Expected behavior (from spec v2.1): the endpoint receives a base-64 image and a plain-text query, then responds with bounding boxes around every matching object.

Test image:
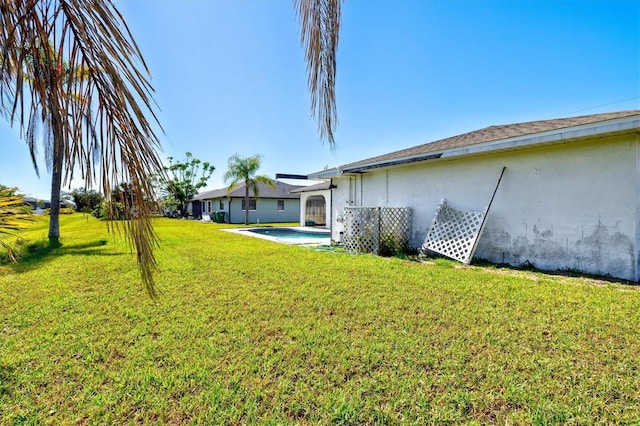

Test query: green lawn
[1,215,639,424]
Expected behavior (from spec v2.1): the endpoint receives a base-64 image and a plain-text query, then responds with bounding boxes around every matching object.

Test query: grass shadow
[5,238,123,274]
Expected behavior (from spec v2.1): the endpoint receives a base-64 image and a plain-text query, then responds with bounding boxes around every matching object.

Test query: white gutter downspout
[386,170,389,206]
[350,177,355,206]
[636,134,640,282]
[329,179,334,233]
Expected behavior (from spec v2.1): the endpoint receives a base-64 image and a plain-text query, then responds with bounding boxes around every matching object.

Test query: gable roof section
[191,179,302,201]
[290,181,333,193]
[310,110,640,177]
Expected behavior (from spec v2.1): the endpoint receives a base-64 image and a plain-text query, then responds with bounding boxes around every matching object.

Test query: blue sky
[1,0,638,199]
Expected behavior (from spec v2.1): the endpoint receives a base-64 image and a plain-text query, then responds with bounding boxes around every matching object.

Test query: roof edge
[332,114,640,175]
[440,115,640,161]
[308,168,340,179]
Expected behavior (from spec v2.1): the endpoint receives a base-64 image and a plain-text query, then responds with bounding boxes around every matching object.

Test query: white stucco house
[305,110,640,281]
[189,179,302,224]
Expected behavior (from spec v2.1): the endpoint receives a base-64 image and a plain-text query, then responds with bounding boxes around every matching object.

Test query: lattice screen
[421,199,487,264]
[380,207,413,255]
[343,207,412,255]
[343,207,380,254]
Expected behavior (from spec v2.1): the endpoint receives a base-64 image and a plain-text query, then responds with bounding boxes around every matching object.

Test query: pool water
[247,228,330,239]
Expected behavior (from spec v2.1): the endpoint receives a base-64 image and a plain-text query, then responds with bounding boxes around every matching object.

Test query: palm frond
[1,0,164,298]
[253,175,275,197]
[294,0,341,147]
[0,188,32,262]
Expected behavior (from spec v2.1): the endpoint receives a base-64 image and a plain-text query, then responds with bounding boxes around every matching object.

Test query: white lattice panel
[421,199,487,264]
[343,207,412,255]
[343,207,380,254]
[380,207,413,255]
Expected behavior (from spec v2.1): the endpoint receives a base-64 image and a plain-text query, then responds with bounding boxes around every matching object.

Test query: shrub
[44,207,74,215]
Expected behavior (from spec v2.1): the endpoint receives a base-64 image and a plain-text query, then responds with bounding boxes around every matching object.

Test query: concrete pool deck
[222,226,332,246]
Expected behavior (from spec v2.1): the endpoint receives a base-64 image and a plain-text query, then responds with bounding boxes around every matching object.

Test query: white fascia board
[308,168,341,179]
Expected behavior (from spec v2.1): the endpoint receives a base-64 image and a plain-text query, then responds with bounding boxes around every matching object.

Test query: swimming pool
[247,228,330,239]
[223,227,331,245]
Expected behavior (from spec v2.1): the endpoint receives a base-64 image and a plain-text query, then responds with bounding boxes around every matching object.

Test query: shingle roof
[337,110,640,172]
[191,179,302,201]
[290,181,333,193]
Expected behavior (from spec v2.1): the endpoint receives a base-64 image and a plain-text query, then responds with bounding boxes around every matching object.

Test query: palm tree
[1,1,165,297]
[223,154,274,225]
[20,41,92,242]
[1,0,342,298]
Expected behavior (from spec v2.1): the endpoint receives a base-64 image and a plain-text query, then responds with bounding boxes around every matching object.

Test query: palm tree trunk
[244,182,249,225]
[48,113,64,245]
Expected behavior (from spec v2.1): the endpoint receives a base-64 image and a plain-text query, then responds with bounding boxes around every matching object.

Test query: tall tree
[157,152,215,218]
[1,1,165,297]
[69,187,103,214]
[223,154,274,225]
[17,40,90,240]
[1,1,342,297]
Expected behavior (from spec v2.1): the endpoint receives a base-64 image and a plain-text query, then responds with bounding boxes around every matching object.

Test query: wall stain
[475,220,635,280]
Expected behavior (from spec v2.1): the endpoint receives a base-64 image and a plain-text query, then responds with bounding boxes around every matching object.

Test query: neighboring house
[189,179,302,224]
[306,110,640,281]
[23,197,40,209]
[24,197,76,211]
[291,181,334,227]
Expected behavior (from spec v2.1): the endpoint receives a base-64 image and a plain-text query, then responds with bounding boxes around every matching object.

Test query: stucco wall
[197,197,299,223]
[331,134,639,281]
[227,198,299,224]
[201,198,227,215]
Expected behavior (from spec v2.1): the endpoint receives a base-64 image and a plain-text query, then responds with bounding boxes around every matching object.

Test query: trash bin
[214,211,225,223]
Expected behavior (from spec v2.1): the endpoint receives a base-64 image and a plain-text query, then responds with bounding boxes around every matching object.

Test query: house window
[219,200,224,210]
[242,198,256,211]
[207,201,212,212]
[277,199,285,211]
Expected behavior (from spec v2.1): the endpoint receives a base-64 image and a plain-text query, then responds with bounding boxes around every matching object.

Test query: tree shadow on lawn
[5,239,124,274]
